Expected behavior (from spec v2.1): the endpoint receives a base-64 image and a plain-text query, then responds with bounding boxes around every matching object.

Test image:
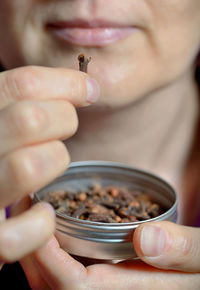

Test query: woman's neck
[66,71,199,222]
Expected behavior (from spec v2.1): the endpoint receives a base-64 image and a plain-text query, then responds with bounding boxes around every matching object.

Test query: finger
[8,196,49,288]
[133,221,200,272]
[0,197,28,270]
[0,66,100,109]
[20,255,50,290]
[87,260,200,290]
[0,99,78,157]
[0,140,70,208]
[32,244,200,290]
[33,237,87,290]
[0,202,55,263]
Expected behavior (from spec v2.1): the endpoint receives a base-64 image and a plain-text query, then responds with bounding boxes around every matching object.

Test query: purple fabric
[194,212,200,227]
[5,206,10,219]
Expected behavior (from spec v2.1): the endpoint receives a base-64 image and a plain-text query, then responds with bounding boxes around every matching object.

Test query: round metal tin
[34,161,178,260]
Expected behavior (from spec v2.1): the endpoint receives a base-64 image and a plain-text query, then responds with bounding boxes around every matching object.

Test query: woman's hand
[0,66,100,266]
[21,222,200,290]
[134,221,200,272]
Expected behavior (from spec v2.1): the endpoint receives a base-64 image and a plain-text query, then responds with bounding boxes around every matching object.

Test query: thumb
[133,221,200,272]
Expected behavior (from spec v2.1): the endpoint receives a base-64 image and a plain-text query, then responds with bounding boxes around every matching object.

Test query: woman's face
[0,1,200,106]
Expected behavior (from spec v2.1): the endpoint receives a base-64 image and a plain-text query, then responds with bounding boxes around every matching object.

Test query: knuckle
[9,101,47,137]
[182,242,191,258]
[179,235,193,258]
[7,150,40,191]
[165,235,194,270]
[3,66,39,100]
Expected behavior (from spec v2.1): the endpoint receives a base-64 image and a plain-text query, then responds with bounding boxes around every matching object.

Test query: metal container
[34,161,178,260]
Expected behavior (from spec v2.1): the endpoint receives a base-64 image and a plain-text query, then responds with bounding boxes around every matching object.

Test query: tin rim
[34,160,178,228]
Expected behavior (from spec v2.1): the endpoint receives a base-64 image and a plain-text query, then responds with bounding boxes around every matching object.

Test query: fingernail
[140,225,166,257]
[86,78,100,103]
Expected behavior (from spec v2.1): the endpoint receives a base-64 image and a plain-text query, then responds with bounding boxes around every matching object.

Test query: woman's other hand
[21,222,200,290]
[134,221,200,272]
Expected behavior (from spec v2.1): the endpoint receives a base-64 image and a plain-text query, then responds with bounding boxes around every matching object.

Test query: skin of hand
[20,222,200,290]
[0,66,100,267]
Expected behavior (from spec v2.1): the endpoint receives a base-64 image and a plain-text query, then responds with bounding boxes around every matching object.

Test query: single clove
[78,54,91,73]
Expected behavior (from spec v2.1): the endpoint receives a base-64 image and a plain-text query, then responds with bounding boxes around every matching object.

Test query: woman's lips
[47,21,136,46]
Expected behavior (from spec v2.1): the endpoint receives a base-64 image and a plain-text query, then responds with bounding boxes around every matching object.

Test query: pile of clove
[43,184,165,223]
